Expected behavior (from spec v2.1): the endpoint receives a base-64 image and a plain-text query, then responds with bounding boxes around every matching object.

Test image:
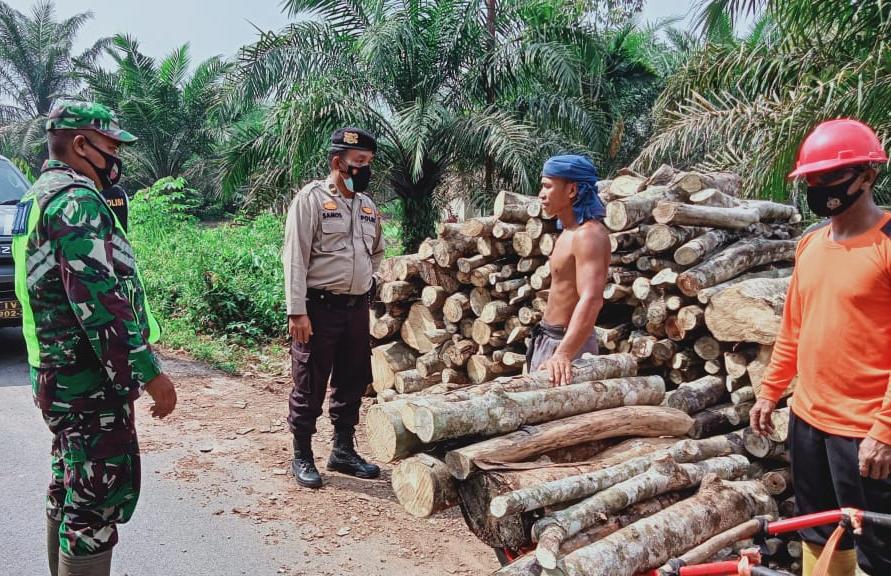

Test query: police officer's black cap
[330,127,377,154]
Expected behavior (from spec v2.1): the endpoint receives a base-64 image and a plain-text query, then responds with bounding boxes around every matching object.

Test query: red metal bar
[767,510,845,535]
[678,561,742,576]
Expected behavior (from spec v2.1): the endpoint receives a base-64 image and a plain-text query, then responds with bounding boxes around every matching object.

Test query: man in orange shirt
[751,119,891,575]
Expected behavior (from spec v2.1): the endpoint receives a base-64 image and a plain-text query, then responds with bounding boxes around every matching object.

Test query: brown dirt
[137,350,500,576]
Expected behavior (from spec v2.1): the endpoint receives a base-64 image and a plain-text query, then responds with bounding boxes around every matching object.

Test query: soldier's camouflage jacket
[14,160,161,412]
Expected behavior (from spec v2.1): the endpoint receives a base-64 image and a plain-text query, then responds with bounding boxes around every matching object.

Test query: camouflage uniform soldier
[11,102,177,576]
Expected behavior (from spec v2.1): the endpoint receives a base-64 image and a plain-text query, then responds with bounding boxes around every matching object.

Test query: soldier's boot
[58,549,113,576]
[326,428,380,479]
[47,516,61,576]
[291,436,323,489]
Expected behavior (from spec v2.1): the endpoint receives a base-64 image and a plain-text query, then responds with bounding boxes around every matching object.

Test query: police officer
[12,102,177,576]
[283,127,385,488]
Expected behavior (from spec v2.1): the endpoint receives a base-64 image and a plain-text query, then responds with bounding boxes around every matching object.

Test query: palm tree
[633,0,890,205]
[222,0,670,252]
[79,34,231,197]
[0,0,107,168]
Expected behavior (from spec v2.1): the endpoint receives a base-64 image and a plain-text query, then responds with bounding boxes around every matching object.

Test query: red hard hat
[789,118,888,178]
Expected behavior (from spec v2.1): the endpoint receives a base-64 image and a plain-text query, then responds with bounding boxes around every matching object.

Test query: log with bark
[646,225,705,253]
[669,171,741,198]
[605,186,675,231]
[704,276,791,344]
[553,477,777,576]
[676,238,796,297]
[371,342,418,393]
[460,216,497,238]
[696,268,792,305]
[666,375,727,415]
[533,455,751,569]
[763,467,792,496]
[409,375,665,443]
[466,354,520,384]
[400,302,445,353]
[495,190,537,223]
[380,280,418,304]
[449,405,692,481]
[669,431,746,463]
[394,369,441,394]
[443,292,471,323]
[367,401,423,462]
[420,285,449,311]
[653,517,771,575]
[674,229,736,266]
[391,454,460,518]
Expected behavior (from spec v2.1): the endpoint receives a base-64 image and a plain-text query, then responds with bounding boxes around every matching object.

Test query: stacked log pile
[368,166,804,575]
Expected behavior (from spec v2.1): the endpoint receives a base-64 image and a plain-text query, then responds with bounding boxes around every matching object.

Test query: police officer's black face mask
[338,159,372,193]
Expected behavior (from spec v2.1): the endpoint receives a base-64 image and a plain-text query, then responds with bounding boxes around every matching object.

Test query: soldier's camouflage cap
[46,101,138,143]
[330,127,376,153]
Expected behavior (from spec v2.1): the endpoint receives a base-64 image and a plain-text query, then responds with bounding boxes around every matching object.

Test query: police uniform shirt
[283,177,385,315]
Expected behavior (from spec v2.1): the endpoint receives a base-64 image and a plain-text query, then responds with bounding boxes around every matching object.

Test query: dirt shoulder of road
[137,350,499,576]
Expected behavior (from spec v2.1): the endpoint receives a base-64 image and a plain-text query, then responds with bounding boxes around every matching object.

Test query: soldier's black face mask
[339,159,372,193]
[806,174,864,217]
[82,137,123,190]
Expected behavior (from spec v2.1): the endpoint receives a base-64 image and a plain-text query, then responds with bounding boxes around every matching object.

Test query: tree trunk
[763,467,792,496]
[666,375,726,414]
[704,277,791,344]
[466,354,518,384]
[372,342,418,393]
[477,237,508,258]
[513,230,540,257]
[456,254,490,274]
[693,335,722,361]
[449,405,692,481]
[688,403,743,439]
[674,229,736,266]
[526,217,556,240]
[456,438,676,549]
[371,313,404,340]
[433,235,476,268]
[654,201,764,229]
[380,281,418,304]
[480,301,517,324]
[555,478,776,576]
[669,171,741,198]
[391,454,459,518]
[416,349,446,379]
[540,233,557,256]
[494,190,537,223]
[677,305,705,334]
[410,376,665,443]
[493,221,524,240]
[366,401,423,462]
[609,228,645,253]
[485,408,693,515]
[443,292,471,323]
[654,518,764,574]
[604,186,674,231]
[743,427,786,459]
[731,386,755,405]
[400,302,444,353]
[415,259,461,293]
[443,339,476,368]
[533,456,750,569]
[668,431,746,463]
[689,188,741,208]
[420,286,448,311]
[676,239,796,297]
[395,369,441,394]
[646,225,705,253]
[696,267,792,305]
[460,216,497,238]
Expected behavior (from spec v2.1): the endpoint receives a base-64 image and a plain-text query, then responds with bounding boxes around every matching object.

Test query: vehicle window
[0,160,30,203]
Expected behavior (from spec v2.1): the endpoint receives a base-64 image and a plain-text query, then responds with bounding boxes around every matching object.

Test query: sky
[4,0,701,64]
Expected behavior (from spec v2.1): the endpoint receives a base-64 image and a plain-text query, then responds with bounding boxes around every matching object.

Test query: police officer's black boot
[326,428,380,479]
[291,436,323,489]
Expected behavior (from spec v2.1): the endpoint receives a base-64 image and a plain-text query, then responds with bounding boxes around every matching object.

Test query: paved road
[0,327,302,576]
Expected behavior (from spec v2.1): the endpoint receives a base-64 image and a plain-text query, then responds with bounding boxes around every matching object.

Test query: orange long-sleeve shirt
[760,212,891,446]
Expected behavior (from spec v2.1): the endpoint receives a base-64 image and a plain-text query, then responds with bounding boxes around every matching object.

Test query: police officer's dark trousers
[288,290,371,440]
[789,411,891,574]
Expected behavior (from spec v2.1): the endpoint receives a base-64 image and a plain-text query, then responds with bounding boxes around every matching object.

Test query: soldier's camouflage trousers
[43,402,141,556]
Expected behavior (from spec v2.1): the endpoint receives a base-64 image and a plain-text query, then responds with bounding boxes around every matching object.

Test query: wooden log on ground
[466,354,518,384]
[400,302,444,353]
[495,190,536,223]
[603,283,632,303]
[609,228,645,253]
[460,216,497,238]
[693,335,722,361]
[724,348,755,379]
[689,188,741,208]
[366,401,423,462]
[443,339,476,368]
[605,186,675,231]
[442,293,471,324]
[513,231,540,257]
[704,359,723,375]
[539,233,557,256]
[457,438,674,550]
[380,280,418,304]
[495,278,527,295]
[688,404,744,439]
[477,237,507,258]
[416,349,446,379]
[533,456,751,569]
[486,407,693,515]
[605,175,647,200]
[456,254,489,274]
[452,405,691,482]
[646,225,705,253]
[371,342,418,393]
[517,257,546,274]
[420,285,448,311]
[411,376,665,444]
[395,369,441,394]
[507,325,531,345]
[766,407,790,443]
[731,386,755,405]
[669,171,741,198]
[417,239,436,259]
[470,263,500,287]
[632,277,652,301]
[669,431,746,463]
[763,467,792,496]
[441,368,470,386]
[677,305,705,335]
[493,221,524,240]
[554,477,776,576]
[480,301,517,324]
[371,313,404,340]
[391,454,459,518]
[677,239,796,297]
[433,234,476,268]
[666,375,726,415]
[665,295,685,311]
[654,517,767,574]
[704,276,791,344]
[379,254,419,283]
[696,268,793,305]
[743,427,786,459]
[654,202,763,230]
[526,218,556,240]
[674,229,737,266]
[596,324,631,352]
[415,259,461,292]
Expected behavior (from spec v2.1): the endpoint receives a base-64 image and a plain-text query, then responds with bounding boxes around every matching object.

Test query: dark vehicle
[0,155,31,326]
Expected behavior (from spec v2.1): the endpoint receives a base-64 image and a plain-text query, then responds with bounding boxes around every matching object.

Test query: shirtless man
[529,155,611,385]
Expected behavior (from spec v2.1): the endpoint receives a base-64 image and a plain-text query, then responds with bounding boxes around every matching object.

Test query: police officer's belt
[307,288,367,309]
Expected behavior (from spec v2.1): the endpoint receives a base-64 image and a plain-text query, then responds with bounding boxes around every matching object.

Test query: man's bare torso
[543,220,609,327]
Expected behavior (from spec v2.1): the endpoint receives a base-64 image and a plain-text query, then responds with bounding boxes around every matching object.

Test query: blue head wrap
[541,155,604,227]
